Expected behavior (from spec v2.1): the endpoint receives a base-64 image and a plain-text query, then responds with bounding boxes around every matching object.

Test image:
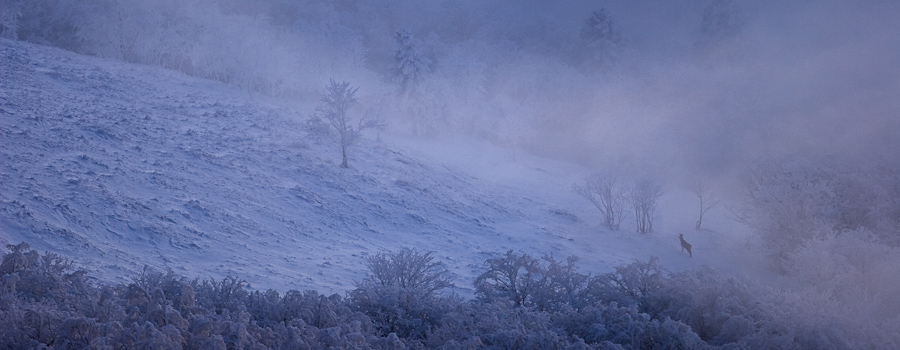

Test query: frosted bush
[351,248,454,339]
[738,156,900,270]
[360,248,453,295]
[4,243,899,349]
[474,250,545,307]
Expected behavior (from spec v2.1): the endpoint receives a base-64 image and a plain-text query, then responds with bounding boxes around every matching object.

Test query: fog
[9,0,896,180]
[3,0,900,347]
[303,0,900,181]
[529,1,900,179]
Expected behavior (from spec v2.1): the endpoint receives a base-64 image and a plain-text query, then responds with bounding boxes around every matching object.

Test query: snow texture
[0,38,750,296]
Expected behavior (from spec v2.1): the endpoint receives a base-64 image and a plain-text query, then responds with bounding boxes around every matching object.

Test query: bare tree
[312,79,378,168]
[574,173,627,230]
[629,179,662,233]
[692,179,721,230]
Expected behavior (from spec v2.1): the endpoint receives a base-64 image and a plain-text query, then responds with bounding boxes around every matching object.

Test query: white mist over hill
[2,1,900,346]
[1,39,751,295]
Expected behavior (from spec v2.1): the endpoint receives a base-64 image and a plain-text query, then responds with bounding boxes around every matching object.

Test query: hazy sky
[524,0,900,179]
[29,0,895,180]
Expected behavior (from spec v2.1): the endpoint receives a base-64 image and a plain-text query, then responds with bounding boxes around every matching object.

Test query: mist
[8,0,897,178]
[3,0,900,347]
[316,0,900,181]
[527,1,900,179]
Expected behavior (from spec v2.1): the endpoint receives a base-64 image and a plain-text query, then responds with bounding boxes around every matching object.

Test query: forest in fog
[2,0,900,348]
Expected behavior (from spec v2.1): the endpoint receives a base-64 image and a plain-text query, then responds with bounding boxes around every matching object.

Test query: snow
[0,38,756,296]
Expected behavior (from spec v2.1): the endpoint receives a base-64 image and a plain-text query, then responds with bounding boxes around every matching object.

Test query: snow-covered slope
[0,39,749,295]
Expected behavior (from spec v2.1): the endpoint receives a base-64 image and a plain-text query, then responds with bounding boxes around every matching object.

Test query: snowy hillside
[0,38,745,295]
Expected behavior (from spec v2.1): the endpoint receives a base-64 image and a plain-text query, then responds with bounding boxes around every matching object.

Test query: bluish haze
[2,1,900,347]
[5,0,897,179]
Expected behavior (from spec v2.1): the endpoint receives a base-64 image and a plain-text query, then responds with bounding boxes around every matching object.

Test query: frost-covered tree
[4,243,900,348]
[78,0,155,62]
[594,257,668,315]
[574,173,627,230]
[11,0,83,50]
[474,250,543,307]
[311,79,377,168]
[473,251,596,311]
[580,9,620,45]
[575,8,621,68]
[359,248,453,295]
[734,156,900,270]
[0,0,24,39]
[629,179,662,233]
[351,248,453,339]
[392,29,431,94]
[392,29,440,136]
[734,157,840,270]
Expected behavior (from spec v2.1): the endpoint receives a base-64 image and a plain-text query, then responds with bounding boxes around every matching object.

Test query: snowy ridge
[1,39,736,295]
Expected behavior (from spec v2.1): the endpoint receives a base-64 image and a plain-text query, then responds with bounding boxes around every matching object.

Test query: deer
[678,233,692,257]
